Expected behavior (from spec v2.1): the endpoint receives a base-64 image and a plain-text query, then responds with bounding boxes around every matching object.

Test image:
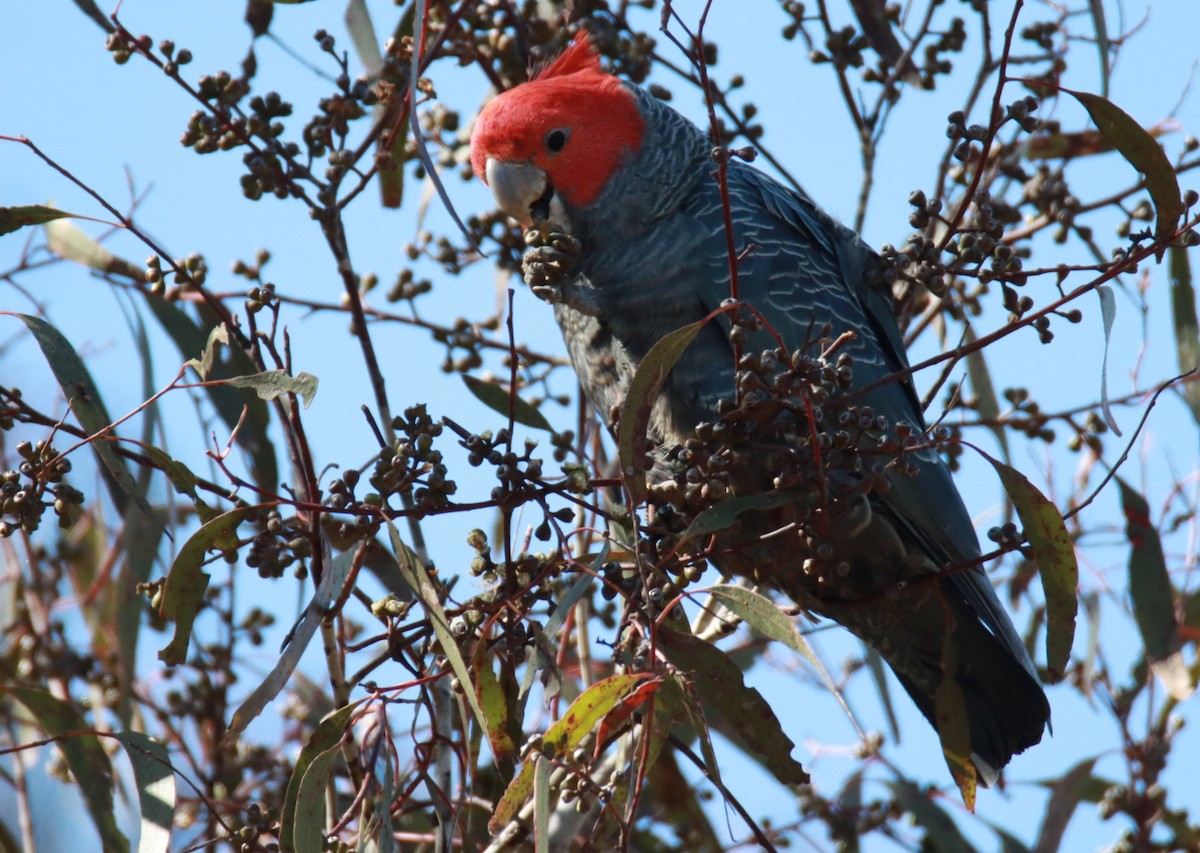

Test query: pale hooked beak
[485,158,555,228]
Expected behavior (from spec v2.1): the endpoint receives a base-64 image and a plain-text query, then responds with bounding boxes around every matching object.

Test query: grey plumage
[511,83,1049,782]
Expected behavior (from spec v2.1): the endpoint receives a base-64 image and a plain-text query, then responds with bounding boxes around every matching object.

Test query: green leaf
[158,505,260,665]
[1085,0,1111,97]
[519,564,594,702]
[864,645,900,742]
[344,0,382,74]
[533,756,551,853]
[379,117,408,209]
[1063,88,1184,243]
[888,779,972,852]
[462,374,553,432]
[1116,477,1192,699]
[0,204,83,236]
[112,732,176,853]
[1168,246,1200,424]
[673,674,724,792]
[979,449,1078,680]
[679,484,810,544]
[148,299,278,490]
[280,703,360,853]
[44,217,143,279]
[1032,757,1098,853]
[1097,285,1122,435]
[185,324,229,381]
[706,584,860,733]
[69,0,114,32]
[387,522,488,731]
[657,626,808,787]
[6,688,129,853]
[227,549,352,738]
[139,445,218,519]
[490,674,650,832]
[617,321,704,504]
[934,628,977,809]
[964,327,1009,460]
[227,369,318,408]
[9,313,150,517]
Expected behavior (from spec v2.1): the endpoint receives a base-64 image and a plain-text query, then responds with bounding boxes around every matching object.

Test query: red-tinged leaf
[462,373,553,432]
[541,674,651,759]
[6,688,129,853]
[978,448,1078,680]
[934,626,977,809]
[489,674,650,832]
[280,703,360,853]
[1032,757,1098,853]
[0,204,82,236]
[1116,478,1193,699]
[1062,88,1184,243]
[617,321,704,504]
[112,731,176,853]
[1168,246,1200,424]
[658,626,808,786]
[593,677,663,755]
[158,505,260,665]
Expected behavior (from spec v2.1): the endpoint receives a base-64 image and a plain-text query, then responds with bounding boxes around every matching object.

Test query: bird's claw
[522,230,601,315]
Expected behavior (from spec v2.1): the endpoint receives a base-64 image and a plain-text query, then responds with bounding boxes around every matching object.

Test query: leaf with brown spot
[977,448,1078,680]
[658,626,808,786]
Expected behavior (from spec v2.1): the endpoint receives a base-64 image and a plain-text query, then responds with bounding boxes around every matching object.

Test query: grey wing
[709,163,1038,679]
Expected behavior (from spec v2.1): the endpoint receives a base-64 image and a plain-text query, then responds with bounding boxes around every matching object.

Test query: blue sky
[4,1,1200,850]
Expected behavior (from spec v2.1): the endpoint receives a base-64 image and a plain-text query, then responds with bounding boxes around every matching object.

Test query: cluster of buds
[0,440,83,537]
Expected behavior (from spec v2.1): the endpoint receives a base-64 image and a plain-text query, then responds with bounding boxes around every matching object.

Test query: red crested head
[470,32,645,212]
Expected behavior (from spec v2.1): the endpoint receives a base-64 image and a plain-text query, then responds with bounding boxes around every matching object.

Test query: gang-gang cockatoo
[469,32,1049,785]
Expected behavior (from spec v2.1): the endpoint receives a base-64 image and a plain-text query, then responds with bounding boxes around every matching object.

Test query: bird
[469,31,1049,785]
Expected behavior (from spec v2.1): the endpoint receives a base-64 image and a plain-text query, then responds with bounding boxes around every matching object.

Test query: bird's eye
[545,128,569,154]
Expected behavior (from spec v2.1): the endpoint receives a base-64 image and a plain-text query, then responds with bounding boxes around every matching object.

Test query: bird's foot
[522,230,600,315]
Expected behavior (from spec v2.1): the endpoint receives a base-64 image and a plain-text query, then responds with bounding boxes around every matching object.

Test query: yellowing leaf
[979,449,1078,680]
[489,674,650,832]
[934,627,977,810]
